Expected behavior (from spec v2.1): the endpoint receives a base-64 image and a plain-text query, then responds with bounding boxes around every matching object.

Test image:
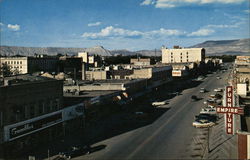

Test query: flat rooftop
[0,74,58,87]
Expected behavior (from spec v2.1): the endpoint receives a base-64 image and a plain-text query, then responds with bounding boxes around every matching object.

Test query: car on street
[152,101,167,106]
[192,119,215,128]
[197,76,205,81]
[59,146,91,159]
[199,88,206,93]
[214,88,223,92]
[191,95,199,101]
[195,113,217,122]
[200,108,216,114]
[216,76,221,79]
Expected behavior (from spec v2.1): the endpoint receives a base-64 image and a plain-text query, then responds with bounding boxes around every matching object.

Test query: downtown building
[0,56,59,76]
[0,74,85,158]
[161,46,205,64]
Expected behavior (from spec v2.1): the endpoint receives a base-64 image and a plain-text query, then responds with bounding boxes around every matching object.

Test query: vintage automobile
[192,119,215,128]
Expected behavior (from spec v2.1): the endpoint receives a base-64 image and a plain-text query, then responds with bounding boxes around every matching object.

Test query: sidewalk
[204,114,238,159]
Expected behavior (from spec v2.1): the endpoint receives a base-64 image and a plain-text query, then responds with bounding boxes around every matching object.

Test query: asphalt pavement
[72,70,229,160]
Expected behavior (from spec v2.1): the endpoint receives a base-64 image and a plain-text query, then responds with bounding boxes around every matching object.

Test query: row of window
[171,52,189,55]
[10,66,22,69]
[9,99,60,124]
[171,56,189,58]
[5,61,23,65]
[171,59,189,62]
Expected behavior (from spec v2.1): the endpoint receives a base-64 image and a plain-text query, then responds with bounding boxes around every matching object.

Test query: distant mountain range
[0,38,249,57]
[191,38,250,55]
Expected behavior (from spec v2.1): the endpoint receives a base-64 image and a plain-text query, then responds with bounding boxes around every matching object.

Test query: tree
[0,63,12,77]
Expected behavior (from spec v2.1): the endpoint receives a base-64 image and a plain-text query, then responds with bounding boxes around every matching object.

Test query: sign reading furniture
[216,86,244,134]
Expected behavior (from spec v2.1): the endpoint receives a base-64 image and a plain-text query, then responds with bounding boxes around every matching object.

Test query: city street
[73,70,229,160]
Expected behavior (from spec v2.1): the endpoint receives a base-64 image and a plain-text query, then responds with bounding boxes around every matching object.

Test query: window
[180,60,182,62]
[30,105,35,118]
[186,52,188,55]
[38,101,43,114]
[17,61,19,64]
[14,61,16,64]
[187,59,189,62]
[20,61,22,64]
[0,111,3,127]
[171,52,173,55]
[180,53,182,55]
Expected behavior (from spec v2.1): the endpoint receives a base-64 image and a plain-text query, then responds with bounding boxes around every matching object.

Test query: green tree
[0,63,12,77]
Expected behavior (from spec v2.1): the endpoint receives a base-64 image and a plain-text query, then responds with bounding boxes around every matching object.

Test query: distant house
[130,58,150,66]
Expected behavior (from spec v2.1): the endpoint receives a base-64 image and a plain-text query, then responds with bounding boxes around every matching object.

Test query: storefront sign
[216,86,243,135]
[4,111,62,141]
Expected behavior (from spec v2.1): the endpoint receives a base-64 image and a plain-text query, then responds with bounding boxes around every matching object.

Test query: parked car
[214,88,223,92]
[191,95,199,101]
[152,101,167,106]
[197,76,205,81]
[200,88,206,93]
[200,108,216,114]
[59,146,90,159]
[192,119,215,128]
[195,113,217,122]
[216,76,221,79]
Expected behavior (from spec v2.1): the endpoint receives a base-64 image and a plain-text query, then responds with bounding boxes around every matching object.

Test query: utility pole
[207,126,210,153]
[47,149,50,160]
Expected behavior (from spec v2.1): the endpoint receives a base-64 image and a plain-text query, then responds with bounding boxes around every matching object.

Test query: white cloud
[0,22,4,26]
[206,24,239,28]
[82,26,185,39]
[82,26,143,39]
[87,22,101,27]
[146,28,184,37]
[140,0,153,5]
[244,9,250,13]
[188,28,214,36]
[7,24,20,31]
[141,0,246,8]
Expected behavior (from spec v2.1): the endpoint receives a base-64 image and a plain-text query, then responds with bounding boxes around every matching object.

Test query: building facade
[0,56,59,76]
[162,47,205,64]
[130,58,150,66]
[0,57,28,75]
[0,75,64,157]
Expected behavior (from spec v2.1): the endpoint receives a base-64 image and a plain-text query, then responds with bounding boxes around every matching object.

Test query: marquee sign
[216,107,244,115]
[216,86,244,135]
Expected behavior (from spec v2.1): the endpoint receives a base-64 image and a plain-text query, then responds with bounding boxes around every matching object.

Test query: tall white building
[0,57,28,74]
[162,46,205,63]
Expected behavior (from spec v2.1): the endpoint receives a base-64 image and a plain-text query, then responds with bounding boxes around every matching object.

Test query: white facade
[0,57,28,74]
[78,52,88,63]
[162,47,205,63]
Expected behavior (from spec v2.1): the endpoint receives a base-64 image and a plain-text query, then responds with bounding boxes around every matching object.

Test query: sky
[0,0,249,50]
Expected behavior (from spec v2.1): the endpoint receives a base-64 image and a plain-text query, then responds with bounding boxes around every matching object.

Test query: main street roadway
[75,69,230,160]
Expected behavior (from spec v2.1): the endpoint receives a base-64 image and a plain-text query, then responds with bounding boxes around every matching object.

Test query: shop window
[38,101,43,114]
[30,105,35,118]
[0,111,3,127]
